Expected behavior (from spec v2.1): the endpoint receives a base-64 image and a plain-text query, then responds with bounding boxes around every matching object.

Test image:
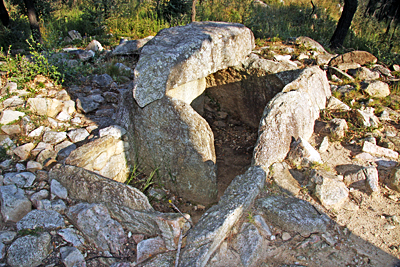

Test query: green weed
[247,211,255,224]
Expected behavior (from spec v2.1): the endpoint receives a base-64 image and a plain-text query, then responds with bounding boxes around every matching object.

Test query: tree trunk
[330,0,358,48]
[191,0,198,22]
[23,0,43,44]
[0,0,9,27]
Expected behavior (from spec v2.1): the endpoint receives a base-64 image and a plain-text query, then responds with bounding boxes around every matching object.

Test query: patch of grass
[18,227,44,236]
[247,211,255,223]
[126,164,158,193]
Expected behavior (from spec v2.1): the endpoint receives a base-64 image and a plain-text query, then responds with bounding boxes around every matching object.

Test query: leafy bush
[0,41,62,86]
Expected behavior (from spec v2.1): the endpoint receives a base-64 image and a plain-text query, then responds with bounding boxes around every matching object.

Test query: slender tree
[23,0,43,44]
[191,0,197,22]
[0,0,9,27]
[330,0,358,48]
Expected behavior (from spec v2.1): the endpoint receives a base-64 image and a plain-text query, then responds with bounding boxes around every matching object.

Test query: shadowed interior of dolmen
[192,67,285,198]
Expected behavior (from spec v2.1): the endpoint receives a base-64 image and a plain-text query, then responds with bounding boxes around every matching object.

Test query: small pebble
[282,232,291,241]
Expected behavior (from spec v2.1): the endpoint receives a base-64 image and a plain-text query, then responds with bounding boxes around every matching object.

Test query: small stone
[58,228,86,249]
[15,163,25,172]
[51,179,68,199]
[76,97,100,113]
[0,185,31,222]
[363,166,380,193]
[282,232,291,241]
[363,141,398,159]
[60,246,86,267]
[31,142,53,157]
[313,171,349,209]
[36,170,49,182]
[253,215,271,237]
[13,143,35,160]
[2,96,24,108]
[1,125,21,135]
[99,125,127,139]
[78,50,95,61]
[71,117,82,125]
[43,131,67,145]
[321,233,336,246]
[30,189,49,208]
[3,172,36,188]
[363,80,390,98]
[56,111,71,122]
[67,203,127,254]
[287,137,322,167]
[390,167,400,192]
[319,136,329,153]
[86,39,104,52]
[348,67,380,80]
[27,126,45,138]
[384,224,396,230]
[326,96,351,111]
[274,54,292,61]
[56,143,77,161]
[92,74,114,88]
[0,231,16,244]
[36,199,67,213]
[0,159,12,169]
[67,128,89,143]
[0,110,25,124]
[26,161,42,172]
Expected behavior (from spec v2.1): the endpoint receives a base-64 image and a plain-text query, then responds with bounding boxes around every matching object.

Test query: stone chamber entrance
[148,66,285,223]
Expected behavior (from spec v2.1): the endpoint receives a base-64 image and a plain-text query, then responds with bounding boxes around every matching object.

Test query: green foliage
[0,40,63,86]
[126,164,158,193]
[18,227,44,236]
[0,147,9,162]
[247,211,255,223]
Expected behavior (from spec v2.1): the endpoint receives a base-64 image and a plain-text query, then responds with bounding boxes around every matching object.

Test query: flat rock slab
[49,164,152,211]
[17,210,65,231]
[329,51,378,67]
[133,21,254,107]
[67,202,127,254]
[7,233,51,267]
[179,166,266,267]
[256,195,329,237]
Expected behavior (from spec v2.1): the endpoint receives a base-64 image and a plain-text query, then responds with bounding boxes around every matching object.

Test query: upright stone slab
[253,66,330,169]
[133,21,255,107]
[119,92,217,204]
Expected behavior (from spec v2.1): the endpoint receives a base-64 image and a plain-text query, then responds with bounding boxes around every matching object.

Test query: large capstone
[133,21,255,107]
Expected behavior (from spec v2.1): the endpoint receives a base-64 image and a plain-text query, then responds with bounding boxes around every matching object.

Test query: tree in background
[330,0,358,48]
[365,0,400,51]
[0,0,9,27]
[23,0,43,44]
[191,0,197,22]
